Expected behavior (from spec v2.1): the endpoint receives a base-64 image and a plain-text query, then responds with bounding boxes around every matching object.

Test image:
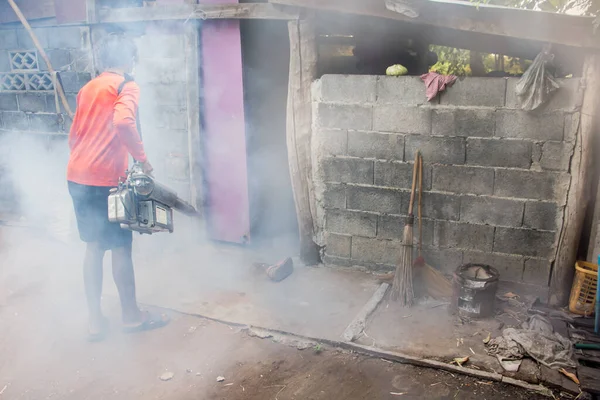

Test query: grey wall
[312,75,581,286]
[132,24,192,201]
[0,25,92,134]
[0,25,92,224]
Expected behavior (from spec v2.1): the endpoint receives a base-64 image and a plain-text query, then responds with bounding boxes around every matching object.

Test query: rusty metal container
[451,263,499,319]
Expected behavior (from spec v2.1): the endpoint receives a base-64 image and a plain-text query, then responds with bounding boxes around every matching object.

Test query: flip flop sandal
[122,311,170,334]
[87,317,110,343]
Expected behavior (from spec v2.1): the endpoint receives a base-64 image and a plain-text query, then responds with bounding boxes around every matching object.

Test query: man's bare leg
[111,243,143,325]
[84,242,106,334]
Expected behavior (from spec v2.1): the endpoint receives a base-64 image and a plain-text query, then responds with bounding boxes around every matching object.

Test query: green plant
[313,344,323,354]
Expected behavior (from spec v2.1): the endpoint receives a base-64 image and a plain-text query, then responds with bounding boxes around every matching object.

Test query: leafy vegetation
[429,0,597,76]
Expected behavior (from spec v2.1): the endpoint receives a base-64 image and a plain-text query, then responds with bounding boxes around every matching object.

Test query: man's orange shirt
[67,72,147,187]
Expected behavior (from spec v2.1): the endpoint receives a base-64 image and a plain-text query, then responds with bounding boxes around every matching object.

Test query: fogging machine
[108,162,198,234]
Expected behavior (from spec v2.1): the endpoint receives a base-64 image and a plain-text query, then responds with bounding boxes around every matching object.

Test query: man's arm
[113,82,148,163]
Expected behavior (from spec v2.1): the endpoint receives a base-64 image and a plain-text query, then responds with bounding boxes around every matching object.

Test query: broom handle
[418,154,423,257]
[408,151,419,215]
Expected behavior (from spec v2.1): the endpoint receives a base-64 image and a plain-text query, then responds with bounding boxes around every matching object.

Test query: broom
[413,153,453,299]
[390,151,419,306]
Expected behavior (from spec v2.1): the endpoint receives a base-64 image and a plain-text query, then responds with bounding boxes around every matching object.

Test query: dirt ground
[0,301,547,400]
[0,226,548,399]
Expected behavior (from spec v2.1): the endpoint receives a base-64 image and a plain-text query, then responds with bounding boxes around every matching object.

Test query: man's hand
[141,160,154,176]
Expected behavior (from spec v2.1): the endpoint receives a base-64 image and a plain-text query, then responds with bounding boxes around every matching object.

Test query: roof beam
[269,0,599,50]
[96,3,300,23]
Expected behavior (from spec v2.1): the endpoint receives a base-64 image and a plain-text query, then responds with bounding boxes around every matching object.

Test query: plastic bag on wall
[515,47,560,111]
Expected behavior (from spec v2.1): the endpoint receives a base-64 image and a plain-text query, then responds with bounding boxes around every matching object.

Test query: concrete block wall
[0,26,92,135]
[312,75,581,286]
[133,25,192,201]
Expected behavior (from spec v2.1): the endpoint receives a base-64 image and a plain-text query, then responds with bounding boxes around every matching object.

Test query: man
[67,34,168,341]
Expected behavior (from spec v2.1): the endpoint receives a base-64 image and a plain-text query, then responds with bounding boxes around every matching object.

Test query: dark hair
[96,33,138,71]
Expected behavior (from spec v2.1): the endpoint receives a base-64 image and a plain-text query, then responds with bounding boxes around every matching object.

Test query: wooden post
[286,19,321,265]
[183,21,203,216]
[550,53,600,306]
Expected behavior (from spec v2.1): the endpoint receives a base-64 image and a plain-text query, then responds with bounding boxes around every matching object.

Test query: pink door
[200,0,250,244]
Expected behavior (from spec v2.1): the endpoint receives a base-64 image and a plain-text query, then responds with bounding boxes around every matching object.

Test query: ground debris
[451,356,470,367]
[558,369,579,385]
[390,392,405,396]
[247,328,273,339]
[216,376,225,382]
[160,372,174,381]
[483,332,492,344]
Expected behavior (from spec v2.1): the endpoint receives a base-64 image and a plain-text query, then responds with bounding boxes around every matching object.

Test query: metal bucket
[451,263,499,319]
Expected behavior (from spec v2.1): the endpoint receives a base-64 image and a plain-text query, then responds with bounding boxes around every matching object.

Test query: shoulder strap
[116,73,142,140]
[117,73,135,95]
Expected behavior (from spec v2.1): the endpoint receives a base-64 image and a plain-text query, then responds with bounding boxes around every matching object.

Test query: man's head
[97,33,138,74]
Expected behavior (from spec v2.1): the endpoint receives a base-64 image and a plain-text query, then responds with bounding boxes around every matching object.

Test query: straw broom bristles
[391,218,415,305]
[390,150,419,306]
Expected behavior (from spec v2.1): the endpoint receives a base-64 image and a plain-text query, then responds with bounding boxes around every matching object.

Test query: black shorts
[68,181,132,250]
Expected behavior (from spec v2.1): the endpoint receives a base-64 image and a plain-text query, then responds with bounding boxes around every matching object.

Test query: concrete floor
[0,225,551,400]
[0,224,553,385]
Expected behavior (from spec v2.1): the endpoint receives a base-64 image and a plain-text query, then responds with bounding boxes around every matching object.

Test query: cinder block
[147,83,187,107]
[325,233,352,258]
[523,258,551,286]
[347,185,404,214]
[376,76,428,105]
[422,192,461,221]
[137,33,185,60]
[0,93,19,111]
[421,246,464,274]
[405,135,465,165]
[494,169,570,201]
[495,110,564,141]
[493,227,556,258]
[16,28,49,49]
[39,49,71,71]
[467,138,532,169]
[322,254,352,267]
[136,58,185,85]
[59,71,92,93]
[378,214,434,245]
[316,103,372,130]
[318,75,376,103]
[322,157,374,184]
[347,131,404,160]
[351,236,401,265]
[432,165,494,195]
[0,51,11,71]
[326,209,377,237]
[439,78,506,107]
[155,106,188,130]
[540,141,573,171]
[316,129,347,157]
[29,113,59,132]
[435,221,494,251]
[0,29,18,49]
[47,26,83,48]
[564,112,579,143]
[375,161,432,190]
[66,94,77,113]
[17,93,52,113]
[432,108,495,138]
[460,196,524,227]
[506,78,581,112]
[372,105,431,134]
[523,202,559,231]
[463,251,524,282]
[70,49,93,73]
[2,111,28,131]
